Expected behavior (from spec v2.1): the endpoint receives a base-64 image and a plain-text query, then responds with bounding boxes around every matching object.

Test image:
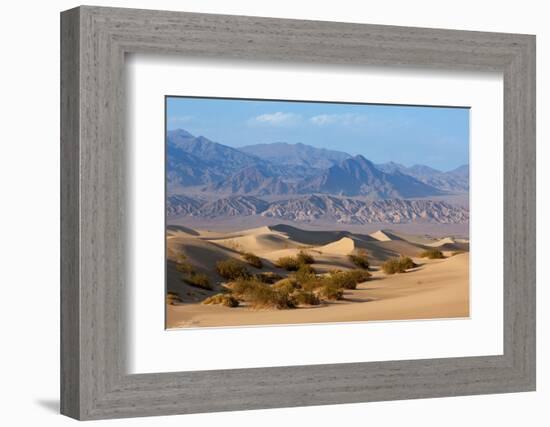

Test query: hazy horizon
[166,96,469,171]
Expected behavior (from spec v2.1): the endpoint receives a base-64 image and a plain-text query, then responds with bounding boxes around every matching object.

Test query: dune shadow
[314,259,355,270]
[342,296,376,303]
[408,263,426,272]
[269,224,350,245]
[359,285,386,291]
[204,240,244,255]
[350,233,379,242]
[356,242,400,260]
[166,224,200,236]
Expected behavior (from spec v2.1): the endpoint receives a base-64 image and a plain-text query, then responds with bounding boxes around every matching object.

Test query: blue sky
[166,96,469,171]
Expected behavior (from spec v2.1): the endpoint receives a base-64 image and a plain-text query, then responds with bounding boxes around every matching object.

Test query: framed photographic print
[164,96,471,329]
[61,6,536,420]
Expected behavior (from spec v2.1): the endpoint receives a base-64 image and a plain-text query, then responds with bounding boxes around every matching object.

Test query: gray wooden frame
[60,5,536,420]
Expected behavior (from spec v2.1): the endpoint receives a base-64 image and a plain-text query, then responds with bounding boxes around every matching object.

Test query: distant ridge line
[167,194,469,225]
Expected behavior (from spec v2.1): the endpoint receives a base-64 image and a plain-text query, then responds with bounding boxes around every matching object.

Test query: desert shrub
[327,269,370,290]
[216,259,250,280]
[175,255,195,275]
[202,293,239,307]
[254,271,283,284]
[251,287,296,309]
[382,256,416,274]
[297,263,315,274]
[328,271,358,290]
[293,263,316,284]
[420,248,445,259]
[176,254,187,262]
[242,252,263,269]
[296,250,315,265]
[348,249,370,269]
[229,279,266,298]
[182,273,212,290]
[275,256,301,271]
[382,258,404,274]
[346,269,372,284]
[272,278,299,294]
[317,283,344,300]
[229,278,296,309]
[175,262,195,274]
[276,252,315,271]
[293,290,320,306]
[399,256,417,269]
[299,276,328,292]
[166,291,182,304]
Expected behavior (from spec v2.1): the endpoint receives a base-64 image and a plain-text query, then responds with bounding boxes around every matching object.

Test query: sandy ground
[167,254,469,328]
[166,224,469,329]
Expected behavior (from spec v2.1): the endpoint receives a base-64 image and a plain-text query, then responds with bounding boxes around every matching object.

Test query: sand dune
[427,237,469,252]
[166,223,470,328]
[377,230,438,246]
[374,240,427,257]
[346,238,427,263]
[210,232,299,255]
[369,229,404,242]
[168,237,239,276]
[430,237,456,246]
[166,224,200,237]
[226,225,273,237]
[167,231,275,303]
[167,253,470,328]
[268,224,350,245]
[318,237,355,255]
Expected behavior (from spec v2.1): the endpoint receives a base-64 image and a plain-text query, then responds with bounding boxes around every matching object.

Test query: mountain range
[167,129,469,197]
[375,161,469,192]
[239,142,350,169]
[167,194,469,224]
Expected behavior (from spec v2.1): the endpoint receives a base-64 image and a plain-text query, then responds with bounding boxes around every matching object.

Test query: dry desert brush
[275,256,302,271]
[293,263,316,283]
[230,279,296,309]
[175,255,213,290]
[202,293,239,307]
[382,256,417,274]
[419,248,445,259]
[276,251,316,271]
[272,278,300,294]
[166,291,182,305]
[292,289,321,306]
[242,252,263,269]
[254,271,283,284]
[328,269,371,290]
[296,250,315,265]
[399,256,417,269]
[290,274,345,300]
[317,283,345,300]
[174,254,195,275]
[216,258,251,280]
[182,272,212,290]
[348,249,370,269]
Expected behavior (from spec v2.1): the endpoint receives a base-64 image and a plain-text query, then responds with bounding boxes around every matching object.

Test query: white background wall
[0,0,546,425]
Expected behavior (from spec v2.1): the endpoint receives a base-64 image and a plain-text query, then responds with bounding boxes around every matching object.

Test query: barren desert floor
[166,224,469,328]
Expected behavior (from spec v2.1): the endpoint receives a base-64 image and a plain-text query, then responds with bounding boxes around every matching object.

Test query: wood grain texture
[60,7,80,419]
[60,5,536,420]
